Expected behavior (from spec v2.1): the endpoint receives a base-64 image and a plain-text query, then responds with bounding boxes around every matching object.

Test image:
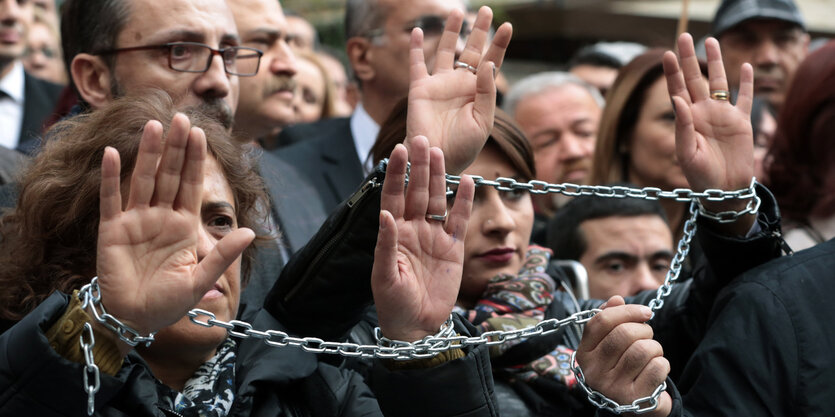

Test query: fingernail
[379,211,387,229]
[640,306,653,317]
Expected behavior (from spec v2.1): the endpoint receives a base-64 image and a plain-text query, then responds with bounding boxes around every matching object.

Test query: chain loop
[79,278,156,347]
[80,323,100,416]
[572,351,666,414]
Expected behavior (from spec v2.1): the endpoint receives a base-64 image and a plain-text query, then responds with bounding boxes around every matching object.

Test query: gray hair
[503,71,605,117]
[345,0,389,39]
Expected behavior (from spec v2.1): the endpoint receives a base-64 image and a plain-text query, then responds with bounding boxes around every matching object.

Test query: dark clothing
[238,150,328,320]
[17,72,63,156]
[658,238,835,417]
[273,118,364,213]
[0,147,27,185]
[0,292,498,417]
[267,163,785,416]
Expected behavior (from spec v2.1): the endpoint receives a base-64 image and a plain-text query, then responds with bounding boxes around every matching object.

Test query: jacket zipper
[284,177,381,301]
[159,407,185,417]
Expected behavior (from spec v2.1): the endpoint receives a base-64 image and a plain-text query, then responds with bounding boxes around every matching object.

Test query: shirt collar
[0,61,25,103]
[350,103,380,174]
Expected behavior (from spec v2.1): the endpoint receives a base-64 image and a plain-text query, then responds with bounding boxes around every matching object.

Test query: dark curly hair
[0,91,268,321]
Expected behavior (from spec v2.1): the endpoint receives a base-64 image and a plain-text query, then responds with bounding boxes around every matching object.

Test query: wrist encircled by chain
[79,278,156,347]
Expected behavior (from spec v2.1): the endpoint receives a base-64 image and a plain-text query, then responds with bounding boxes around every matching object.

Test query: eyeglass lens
[168,43,260,76]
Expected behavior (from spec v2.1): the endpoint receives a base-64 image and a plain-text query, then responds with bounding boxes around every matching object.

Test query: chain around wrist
[78,277,156,347]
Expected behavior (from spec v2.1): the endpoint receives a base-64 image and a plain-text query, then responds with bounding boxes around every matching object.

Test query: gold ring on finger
[710,90,731,101]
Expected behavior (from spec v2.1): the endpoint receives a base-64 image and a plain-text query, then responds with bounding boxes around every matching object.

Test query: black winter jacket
[658,238,835,417]
[0,292,498,417]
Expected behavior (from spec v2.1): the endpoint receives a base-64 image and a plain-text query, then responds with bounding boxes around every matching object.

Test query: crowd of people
[0,0,833,416]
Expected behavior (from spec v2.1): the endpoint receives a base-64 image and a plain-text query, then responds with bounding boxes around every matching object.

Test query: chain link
[187,308,601,360]
[572,350,667,414]
[79,278,156,347]
[80,323,100,416]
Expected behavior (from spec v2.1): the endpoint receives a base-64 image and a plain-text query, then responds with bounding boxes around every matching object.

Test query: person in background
[712,0,809,111]
[292,50,337,124]
[750,96,776,182]
[0,0,62,156]
[590,49,707,240]
[547,195,673,300]
[568,41,647,97]
[317,49,356,116]
[583,35,835,417]
[284,10,319,52]
[767,40,835,251]
[274,0,512,212]
[23,7,67,85]
[502,72,604,243]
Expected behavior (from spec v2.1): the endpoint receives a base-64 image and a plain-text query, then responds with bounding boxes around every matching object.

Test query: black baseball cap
[712,0,806,37]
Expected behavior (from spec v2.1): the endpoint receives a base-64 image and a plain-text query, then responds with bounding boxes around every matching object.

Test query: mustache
[189,99,235,130]
[262,75,297,99]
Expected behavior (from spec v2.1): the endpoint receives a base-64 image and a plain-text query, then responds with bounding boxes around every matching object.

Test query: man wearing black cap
[712,0,809,110]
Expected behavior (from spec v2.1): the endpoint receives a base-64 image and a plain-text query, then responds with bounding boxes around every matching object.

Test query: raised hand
[576,297,672,417]
[371,136,475,342]
[95,114,254,344]
[406,6,512,175]
[664,33,757,233]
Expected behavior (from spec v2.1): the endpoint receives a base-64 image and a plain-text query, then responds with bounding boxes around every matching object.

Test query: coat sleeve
[264,162,386,341]
[366,315,499,417]
[0,293,130,416]
[672,279,797,416]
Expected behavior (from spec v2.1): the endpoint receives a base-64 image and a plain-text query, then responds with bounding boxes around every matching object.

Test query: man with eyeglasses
[0,0,63,157]
[47,0,327,318]
[712,0,810,111]
[272,0,471,213]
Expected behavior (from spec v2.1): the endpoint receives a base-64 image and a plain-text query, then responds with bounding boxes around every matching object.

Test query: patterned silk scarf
[159,338,237,417]
[454,246,577,387]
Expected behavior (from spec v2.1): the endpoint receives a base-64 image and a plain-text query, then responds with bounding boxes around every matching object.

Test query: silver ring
[425,210,448,222]
[454,61,477,74]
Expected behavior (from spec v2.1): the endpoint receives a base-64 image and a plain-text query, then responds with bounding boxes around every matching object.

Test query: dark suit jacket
[0,147,27,185]
[16,73,63,156]
[273,117,365,213]
[237,150,328,320]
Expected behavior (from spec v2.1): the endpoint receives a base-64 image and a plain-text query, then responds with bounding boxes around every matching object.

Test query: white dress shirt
[0,61,25,150]
[349,103,380,176]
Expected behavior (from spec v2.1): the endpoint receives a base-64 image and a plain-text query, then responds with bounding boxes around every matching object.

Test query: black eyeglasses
[364,15,472,42]
[95,42,264,77]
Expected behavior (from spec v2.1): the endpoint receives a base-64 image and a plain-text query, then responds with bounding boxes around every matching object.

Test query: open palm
[406,7,512,175]
[371,137,474,342]
[96,115,254,338]
[664,33,755,193]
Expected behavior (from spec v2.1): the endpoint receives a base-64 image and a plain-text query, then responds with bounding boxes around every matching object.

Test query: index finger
[578,304,653,353]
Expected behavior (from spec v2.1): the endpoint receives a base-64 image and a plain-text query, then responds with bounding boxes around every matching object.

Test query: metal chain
[572,349,667,414]
[188,308,600,360]
[79,278,156,347]
[77,171,759,415]
[80,323,100,416]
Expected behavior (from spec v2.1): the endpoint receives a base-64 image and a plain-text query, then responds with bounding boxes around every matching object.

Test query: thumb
[599,295,626,309]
